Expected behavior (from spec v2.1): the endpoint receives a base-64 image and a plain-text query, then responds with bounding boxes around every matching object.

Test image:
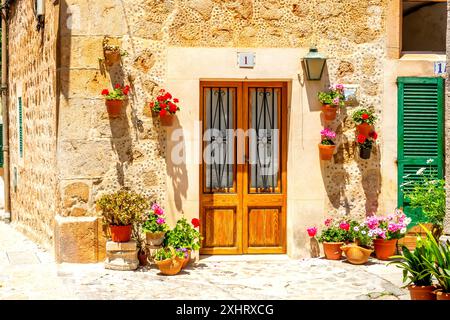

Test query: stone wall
[7,0,60,249]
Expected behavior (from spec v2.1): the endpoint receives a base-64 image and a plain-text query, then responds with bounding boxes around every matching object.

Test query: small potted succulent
[154,247,185,276]
[389,229,436,300]
[310,218,352,260]
[340,221,373,265]
[164,217,202,268]
[101,84,130,118]
[142,203,170,246]
[318,128,337,161]
[318,84,345,121]
[366,209,410,260]
[357,131,378,160]
[149,89,181,126]
[352,108,377,137]
[96,190,149,243]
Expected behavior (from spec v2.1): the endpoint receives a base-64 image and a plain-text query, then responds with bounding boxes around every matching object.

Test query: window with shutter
[397,77,444,227]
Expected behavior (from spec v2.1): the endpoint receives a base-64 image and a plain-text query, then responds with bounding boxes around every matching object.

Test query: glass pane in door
[204,87,236,193]
[249,88,281,193]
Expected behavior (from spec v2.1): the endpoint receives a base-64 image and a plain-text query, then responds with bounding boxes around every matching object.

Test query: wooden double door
[200,81,287,254]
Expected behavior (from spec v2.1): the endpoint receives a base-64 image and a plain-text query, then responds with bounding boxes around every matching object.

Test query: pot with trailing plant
[311,218,352,260]
[352,108,377,137]
[318,84,345,121]
[318,128,337,161]
[357,131,378,160]
[366,209,410,260]
[340,221,374,265]
[164,217,202,268]
[402,159,446,240]
[101,84,130,118]
[142,203,170,247]
[389,229,437,300]
[154,247,185,276]
[96,190,149,243]
[149,89,181,126]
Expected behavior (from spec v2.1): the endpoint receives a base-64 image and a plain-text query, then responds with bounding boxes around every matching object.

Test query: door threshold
[199,254,291,262]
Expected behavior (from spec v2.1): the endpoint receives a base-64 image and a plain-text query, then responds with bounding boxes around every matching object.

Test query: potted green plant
[357,131,377,160]
[318,84,345,121]
[149,89,181,126]
[164,217,202,268]
[96,190,149,243]
[366,209,410,260]
[310,218,352,260]
[389,231,436,300]
[318,128,336,161]
[421,226,450,300]
[142,203,170,246]
[154,247,185,276]
[340,221,374,265]
[101,84,130,118]
[402,159,446,240]
[352,108,377,137]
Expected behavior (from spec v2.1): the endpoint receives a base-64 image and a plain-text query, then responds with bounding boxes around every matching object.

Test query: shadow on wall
[302,61,331,113]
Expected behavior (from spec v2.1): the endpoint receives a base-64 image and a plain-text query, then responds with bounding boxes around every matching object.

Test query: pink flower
[324,218,333,227]
[320,128,337,140]
[307,227,317,237]
[367,216,379,230]
[332,97,340,105]
[339,222,350,231]
[377,229,387,239]
[388,223,400,233]
[156,218,166,225]
[152,203,164,216]
[335,84,344,91]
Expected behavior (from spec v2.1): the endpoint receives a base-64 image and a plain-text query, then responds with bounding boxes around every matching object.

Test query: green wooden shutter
[397,77,444,227]
[18,97,23,158]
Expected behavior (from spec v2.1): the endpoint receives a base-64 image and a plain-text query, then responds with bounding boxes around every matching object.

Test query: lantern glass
[304,48,327,81]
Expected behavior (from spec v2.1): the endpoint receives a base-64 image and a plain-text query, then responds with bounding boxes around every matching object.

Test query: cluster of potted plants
[352,108,378,160]
[307,209,411,264]
[318,84,345,121]
[389,226,450,300]
[318,128,337,161]
[96,190,201,276]
[149,89,181,126]
[101,84,131,118]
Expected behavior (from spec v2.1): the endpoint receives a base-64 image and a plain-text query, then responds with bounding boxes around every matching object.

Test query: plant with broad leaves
[352,108,377,125]
[164,217,202,250]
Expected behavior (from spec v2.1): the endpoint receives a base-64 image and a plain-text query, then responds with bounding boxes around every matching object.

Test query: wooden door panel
[247,208,281,247]
[202,207,238,248]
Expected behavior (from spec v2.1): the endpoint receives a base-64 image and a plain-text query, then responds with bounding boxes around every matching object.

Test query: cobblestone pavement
[0,222,409,300]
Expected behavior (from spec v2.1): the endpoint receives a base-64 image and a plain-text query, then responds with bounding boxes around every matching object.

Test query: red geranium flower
[164,92,172,100]
[149,102,154,108]
[115,83,121,89]
[122,85,130,95]
[361,114,369,120]
[192,218,200,228]
[307,227,317,237]
[169,102,178,113]
[174,98,179,103]
[157,95,165,102]
[357,134,367,144]
[370,131,378,140]
[339,222,350,231]
[159,103,167,109]
[101,89,109,96]
[159,109,167,117]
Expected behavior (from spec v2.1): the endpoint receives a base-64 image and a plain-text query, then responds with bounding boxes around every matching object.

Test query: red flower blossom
[169,102,178,113]
[149,102,154,108]
[157,95,165,102]
[160,89,165,93]
[192,218,200,228]
[370,131,378,140]
[361,113,369,120]
[159,103,167,109]
[339,222,350,231]
[159,109,167,117]
[357,134,367,144]
[174,98,179,103]
[122,85,130,95]
[307,227,317,237]
[115,83,121,89]
[101,89,109,96]
[164,92,172,100]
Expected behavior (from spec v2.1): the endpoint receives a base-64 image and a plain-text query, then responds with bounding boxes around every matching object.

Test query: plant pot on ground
[96,190,150,243]
[101,84,130,118]
[318,128,337,161]
[138,249,148,267]
[142,203,169,247]
[314,218,353,260]
[341,244,373,265]
[164,217,202,266]
[149,89,181,127]
[154,247,185,276]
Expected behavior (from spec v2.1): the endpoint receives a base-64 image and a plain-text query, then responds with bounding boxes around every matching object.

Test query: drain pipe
[1,0,11,222]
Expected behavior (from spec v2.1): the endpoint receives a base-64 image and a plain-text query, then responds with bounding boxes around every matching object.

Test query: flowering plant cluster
[164,217,202,250]
[150,89,181,117]
[348,221,372,247]
[365,209,411,240]
[352,108,377,125]
[101,84,130,100]
[320,128,337,145]
[309,218,353,243]
[142,203,170,234]
[154,247,185,261]
[357,131,378,149]
[318,84,345,107]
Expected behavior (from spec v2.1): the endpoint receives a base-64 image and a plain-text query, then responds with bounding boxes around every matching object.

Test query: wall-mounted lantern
[303,47,327,81]
[34,0,45,31]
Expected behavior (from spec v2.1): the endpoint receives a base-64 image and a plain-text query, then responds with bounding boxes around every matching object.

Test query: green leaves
[352,108,377,125]
[164,218,202,250]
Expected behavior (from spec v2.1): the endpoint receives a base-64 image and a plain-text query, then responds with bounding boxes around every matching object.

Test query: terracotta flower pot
[146,232,166,246]
[318,144,336,161]
[359,146,372,160]
[373,239,398,260]
[408,285,437,300]
[321,104,338,121]
[181,249,192,269]
[138,251,148,266]
[160,114,175,126]
[435,290,450,300]
[155,257,183,276]
[323,242,344,260]
[357,123,372,137]
[341,244,373,265]
[105,99,123,118]
[109,225,132,243]
[104,49,122,67]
